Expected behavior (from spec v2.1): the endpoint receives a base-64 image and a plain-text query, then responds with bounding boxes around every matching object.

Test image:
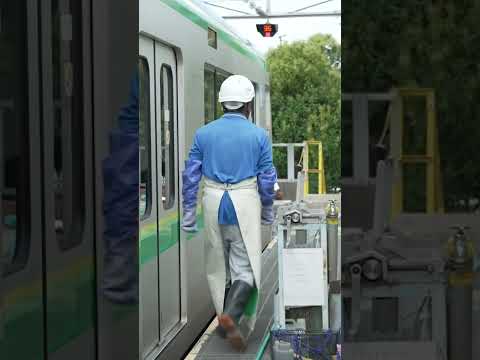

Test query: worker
[181,75,277,351]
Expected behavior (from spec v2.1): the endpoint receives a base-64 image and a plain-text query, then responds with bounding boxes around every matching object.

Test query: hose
[255,331,271,360]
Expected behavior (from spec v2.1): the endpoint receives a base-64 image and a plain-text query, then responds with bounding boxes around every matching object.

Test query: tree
[343,0,480,211]
[267,34,341,191]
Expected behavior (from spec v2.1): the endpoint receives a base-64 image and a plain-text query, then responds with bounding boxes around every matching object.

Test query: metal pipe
[326,200,339,282]
[446,227,474,360]
[287,144,294,181]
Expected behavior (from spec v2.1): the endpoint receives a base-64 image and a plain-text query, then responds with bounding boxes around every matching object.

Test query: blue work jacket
[188,113,274,224]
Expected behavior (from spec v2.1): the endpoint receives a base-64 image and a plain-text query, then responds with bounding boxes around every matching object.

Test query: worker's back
[182,76,277,351]
[194,113,272,184]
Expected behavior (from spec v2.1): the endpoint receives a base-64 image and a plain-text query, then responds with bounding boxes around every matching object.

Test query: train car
[139,1,271,359]
[0,0,270,359]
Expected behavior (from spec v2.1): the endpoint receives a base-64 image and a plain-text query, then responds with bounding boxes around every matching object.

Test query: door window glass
[139,57,151,218]
[1,1,30,272]
[52,0,85,250]
[160,65,175,210]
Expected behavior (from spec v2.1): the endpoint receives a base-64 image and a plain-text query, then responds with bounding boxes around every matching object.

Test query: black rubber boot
[218,280,253,351]
[216,285,231,338]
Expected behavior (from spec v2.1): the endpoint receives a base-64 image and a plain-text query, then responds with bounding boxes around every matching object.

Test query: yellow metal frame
[302,140,326,195]
[390,88,444,216]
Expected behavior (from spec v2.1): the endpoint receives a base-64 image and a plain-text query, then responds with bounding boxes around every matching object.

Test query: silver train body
[139,0,271,359]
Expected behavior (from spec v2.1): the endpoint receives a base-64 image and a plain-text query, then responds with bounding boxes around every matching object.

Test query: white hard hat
[218,75,255,107]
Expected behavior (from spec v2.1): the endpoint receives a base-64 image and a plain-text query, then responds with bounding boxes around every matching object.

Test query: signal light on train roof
[256,23,278,37]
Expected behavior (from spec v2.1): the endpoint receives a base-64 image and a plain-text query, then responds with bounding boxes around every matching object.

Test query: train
[1,0,271,359]
[139,0,271,358]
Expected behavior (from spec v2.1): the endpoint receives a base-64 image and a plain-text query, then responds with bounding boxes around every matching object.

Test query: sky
[202,0,341,54]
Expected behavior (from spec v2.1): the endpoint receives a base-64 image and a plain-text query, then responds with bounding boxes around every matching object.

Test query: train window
[215,71,229,118]
[52,0,86,251]
[160,65,176,210]
[208,28,217,49]
[204,67,215,123]
[204,65,234,123]
[1,0,30,273]
[139,57,151,218]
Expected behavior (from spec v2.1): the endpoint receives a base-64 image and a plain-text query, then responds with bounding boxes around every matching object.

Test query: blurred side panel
[0,0,44,358]
[342,1,480,360]
[92,1,139,360]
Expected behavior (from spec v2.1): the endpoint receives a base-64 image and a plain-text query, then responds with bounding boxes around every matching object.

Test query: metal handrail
[273,141,326,195]
[272,143,304,181]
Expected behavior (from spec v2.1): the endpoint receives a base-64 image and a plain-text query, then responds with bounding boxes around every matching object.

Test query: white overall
[202,177,262,333]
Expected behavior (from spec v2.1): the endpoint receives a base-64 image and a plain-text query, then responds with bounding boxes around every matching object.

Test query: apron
[202,177,262,334]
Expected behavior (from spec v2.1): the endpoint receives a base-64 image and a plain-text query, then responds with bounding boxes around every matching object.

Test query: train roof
[161,0,266,67]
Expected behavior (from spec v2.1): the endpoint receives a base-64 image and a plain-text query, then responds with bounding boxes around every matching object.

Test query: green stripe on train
[4,210,203,359]
[5,210,201,322]
[2,263,139,359]
[140,210,205,265]
[160,0,266,68]
[1,259,96,358]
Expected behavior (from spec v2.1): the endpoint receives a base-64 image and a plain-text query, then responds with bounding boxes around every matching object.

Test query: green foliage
[267,34,341,191]
[343,0,480,210]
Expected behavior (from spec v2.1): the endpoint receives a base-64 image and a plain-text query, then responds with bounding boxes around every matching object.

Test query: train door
[40,0,96,358]
[1,0,95,359]
[139,35,160,358]
[139,37,181,358]
[155,42,181,340]
[0,1,45,358]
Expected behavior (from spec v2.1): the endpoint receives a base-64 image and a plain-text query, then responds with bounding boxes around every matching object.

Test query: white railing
[272,142,304,181]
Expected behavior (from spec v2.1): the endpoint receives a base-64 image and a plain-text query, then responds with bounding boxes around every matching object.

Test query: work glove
[182,207,198,233]
[261,205,274,225]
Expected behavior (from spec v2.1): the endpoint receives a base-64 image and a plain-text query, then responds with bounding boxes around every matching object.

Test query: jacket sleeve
[258,167,278,207]
[182,133,203,210]
[257,131,277,206]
